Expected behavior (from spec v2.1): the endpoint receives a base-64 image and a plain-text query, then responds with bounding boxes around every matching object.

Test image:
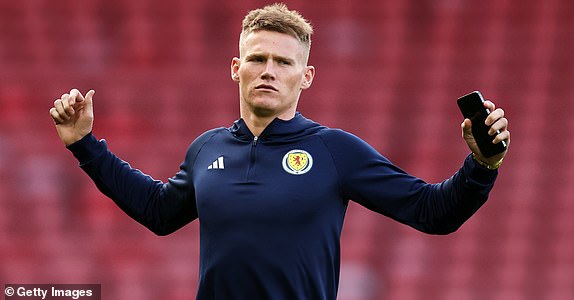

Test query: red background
[1,1,573,299]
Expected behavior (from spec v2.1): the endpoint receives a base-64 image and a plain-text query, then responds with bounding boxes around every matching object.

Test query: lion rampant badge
[282,149,313,175]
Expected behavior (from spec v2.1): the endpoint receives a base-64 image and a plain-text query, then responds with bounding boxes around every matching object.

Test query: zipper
[246,136,258,181]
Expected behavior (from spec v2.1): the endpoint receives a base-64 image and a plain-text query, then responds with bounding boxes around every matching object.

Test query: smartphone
[457,91,507,157]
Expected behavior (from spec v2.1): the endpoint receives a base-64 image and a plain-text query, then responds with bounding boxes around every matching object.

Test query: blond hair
[240,3,313,51]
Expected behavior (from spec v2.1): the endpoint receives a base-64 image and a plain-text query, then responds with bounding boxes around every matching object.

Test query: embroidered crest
[282,149,313,175]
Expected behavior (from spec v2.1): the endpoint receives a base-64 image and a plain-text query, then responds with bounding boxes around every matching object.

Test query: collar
[229,112,323,144]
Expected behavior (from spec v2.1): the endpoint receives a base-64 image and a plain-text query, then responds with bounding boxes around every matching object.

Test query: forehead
[240,30,306,61]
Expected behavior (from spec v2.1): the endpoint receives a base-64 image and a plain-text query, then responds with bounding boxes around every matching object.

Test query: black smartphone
[457,91,507,157]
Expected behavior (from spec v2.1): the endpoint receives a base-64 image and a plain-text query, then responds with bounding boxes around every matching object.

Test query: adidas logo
[208,156,225,170]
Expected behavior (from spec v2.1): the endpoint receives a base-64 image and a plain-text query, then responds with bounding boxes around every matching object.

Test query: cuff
[464,153,498,184]
[66,132,108,165]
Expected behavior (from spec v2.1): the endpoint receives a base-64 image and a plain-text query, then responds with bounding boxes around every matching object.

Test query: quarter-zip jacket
[68,113,498,300]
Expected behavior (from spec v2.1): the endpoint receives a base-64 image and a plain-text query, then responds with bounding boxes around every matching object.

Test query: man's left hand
[461,100,510,167]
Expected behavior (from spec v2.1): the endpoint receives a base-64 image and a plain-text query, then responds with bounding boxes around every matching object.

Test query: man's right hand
[50,89,95,146]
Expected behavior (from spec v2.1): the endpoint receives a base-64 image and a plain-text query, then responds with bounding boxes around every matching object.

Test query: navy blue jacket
[68,113,498,300]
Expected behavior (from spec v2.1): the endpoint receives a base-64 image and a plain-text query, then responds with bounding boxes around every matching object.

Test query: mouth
[255,84,278,92]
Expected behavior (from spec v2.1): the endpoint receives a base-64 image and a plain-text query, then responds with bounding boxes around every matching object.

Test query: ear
[301,66,315,90]
[231,57,241,82]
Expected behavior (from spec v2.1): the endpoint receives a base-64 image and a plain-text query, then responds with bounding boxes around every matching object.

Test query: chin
[249,98,280,113]
[251,105,279,117]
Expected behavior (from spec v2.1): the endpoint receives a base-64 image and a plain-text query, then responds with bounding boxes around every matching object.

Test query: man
[49,4,510,300]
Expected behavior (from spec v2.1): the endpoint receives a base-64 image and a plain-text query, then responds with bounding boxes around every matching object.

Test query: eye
[248,56,265,63]
[275,57,293,66]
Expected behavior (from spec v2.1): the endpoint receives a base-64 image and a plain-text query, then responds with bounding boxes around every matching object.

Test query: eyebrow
[245,53,296,64]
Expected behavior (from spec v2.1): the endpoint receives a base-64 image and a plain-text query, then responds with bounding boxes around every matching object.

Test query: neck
[240,109,296,137]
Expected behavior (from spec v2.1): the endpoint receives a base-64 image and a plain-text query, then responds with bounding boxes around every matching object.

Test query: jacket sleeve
[320,129,498,235]
[67,132,200,236]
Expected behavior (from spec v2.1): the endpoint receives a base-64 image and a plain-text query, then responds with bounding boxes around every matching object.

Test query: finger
[54,98,69,120]
[492,130,510,145]
[69,88,86,105]
[62,93,75,116]
[60,93,70,112]
[68,89,79,106]
[485,108,505,126]
[49,107,65,125]
[483,100,495,112]
[489,117,508,135]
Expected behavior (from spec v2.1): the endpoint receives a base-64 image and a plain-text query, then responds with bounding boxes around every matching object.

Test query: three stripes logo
[208,156,225,170]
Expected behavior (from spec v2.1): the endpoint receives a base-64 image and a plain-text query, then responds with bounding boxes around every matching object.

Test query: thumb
[83,90,95,112]
[85,89,95,104]
[461,119,473,138]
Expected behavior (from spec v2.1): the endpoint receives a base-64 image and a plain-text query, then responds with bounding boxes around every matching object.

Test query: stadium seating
[1,0,573,299]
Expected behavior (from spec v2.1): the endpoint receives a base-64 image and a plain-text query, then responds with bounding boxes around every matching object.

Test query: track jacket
[67,112,498,300]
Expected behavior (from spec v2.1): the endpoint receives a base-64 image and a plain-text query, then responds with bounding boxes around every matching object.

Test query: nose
[261,60,276,81]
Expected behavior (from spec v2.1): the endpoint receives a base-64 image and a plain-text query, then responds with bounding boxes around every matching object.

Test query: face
[231,30,315,120]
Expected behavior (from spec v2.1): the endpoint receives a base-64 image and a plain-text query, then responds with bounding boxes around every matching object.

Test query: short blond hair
[241,3,313,50]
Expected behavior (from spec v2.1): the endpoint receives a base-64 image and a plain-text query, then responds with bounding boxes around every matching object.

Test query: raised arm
[320,100,510,234]
[50,89,198,235]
